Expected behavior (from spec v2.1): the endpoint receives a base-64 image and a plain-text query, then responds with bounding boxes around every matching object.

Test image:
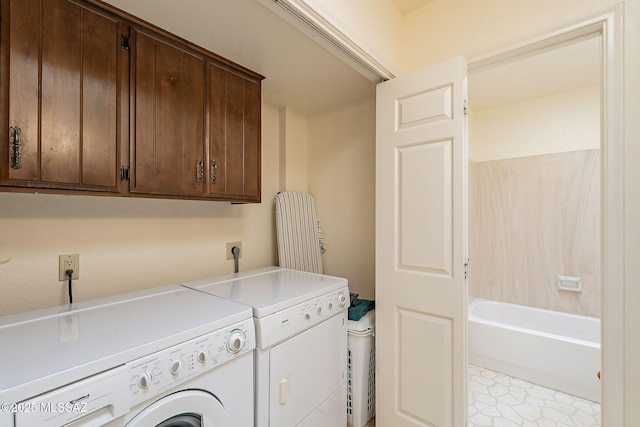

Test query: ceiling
[469,36,601,110]
[102,0,599,116]
[102,0,378,116]
[392,0,436,15]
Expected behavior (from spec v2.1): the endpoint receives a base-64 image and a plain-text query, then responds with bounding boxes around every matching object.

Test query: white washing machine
[0,285,255,427]
[184,267,349,427]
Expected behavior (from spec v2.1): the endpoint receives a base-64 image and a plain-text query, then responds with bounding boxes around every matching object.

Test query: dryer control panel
[127,318,254,407]
[255,287,349,349]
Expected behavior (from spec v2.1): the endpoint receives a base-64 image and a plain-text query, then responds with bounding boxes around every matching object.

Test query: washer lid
[185,267,348,318]
[0,286,252,404]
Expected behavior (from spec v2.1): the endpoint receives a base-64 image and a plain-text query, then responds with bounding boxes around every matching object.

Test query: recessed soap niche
[557,276,583,293]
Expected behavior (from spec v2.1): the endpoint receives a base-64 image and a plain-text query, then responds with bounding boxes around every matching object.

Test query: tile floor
[364,365,601,427]
[468,364,601,426]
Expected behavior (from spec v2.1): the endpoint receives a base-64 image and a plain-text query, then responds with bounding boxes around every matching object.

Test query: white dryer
[0,285,255,427]
[184,267,349,427]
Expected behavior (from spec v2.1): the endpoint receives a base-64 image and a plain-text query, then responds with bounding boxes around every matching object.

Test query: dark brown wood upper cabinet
[129,27,206,197]
[1,0,263,202]
[2,0,123,192]
[208,62,261,202]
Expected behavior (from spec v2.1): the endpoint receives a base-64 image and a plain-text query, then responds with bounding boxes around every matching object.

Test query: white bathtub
[468,298,601,402]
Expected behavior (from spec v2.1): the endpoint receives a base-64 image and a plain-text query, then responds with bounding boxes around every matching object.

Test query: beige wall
[469,86,600,161]
[270,100,376,300]
[279,108,309,192]
[0,95,379,315]
[307,97,376,300]
[402,0,626,71]
[302,0,403,75]
[0,102,281,316]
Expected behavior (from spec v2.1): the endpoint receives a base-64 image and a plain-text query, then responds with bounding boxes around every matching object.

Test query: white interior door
[375,56,468,427]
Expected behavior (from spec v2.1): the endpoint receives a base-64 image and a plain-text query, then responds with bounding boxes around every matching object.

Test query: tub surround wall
[468,85,601,318]
[469,149,600,317]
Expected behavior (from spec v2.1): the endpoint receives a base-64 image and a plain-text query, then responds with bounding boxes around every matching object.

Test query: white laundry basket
[347,309,375,427]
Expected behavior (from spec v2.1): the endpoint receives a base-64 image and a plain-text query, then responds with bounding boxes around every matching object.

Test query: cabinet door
[4,0,121,191]
[208,62,261,202]
[130,28,206,197]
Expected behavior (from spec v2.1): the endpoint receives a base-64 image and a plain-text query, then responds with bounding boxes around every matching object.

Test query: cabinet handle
[210,159,218,186]
[196,157,204,185]
[9,126,22,170]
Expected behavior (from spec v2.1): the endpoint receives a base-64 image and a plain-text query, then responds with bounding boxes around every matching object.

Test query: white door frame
[467,6,624,425]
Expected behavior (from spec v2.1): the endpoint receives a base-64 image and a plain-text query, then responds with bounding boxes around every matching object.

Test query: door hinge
[120,165,130,181]
[464,100,468,117]
[121,35,130,51]
[464,258,470,280]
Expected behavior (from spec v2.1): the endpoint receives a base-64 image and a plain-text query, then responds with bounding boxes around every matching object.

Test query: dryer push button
[337,292,347,307]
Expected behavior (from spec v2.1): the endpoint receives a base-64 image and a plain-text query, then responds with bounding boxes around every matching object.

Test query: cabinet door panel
[7,0,41,181]
[208,62,261,201]
[81,9,119,187]
[6,0,120,190]
[243,78,261,199]
[41,0,81,184]
[132,31,156,191]
[132,29,205,196]
[225,71,244,196]
[208,63,227,195]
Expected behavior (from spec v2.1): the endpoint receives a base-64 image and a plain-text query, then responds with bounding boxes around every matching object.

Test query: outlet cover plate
[226,242,242,260]
[59,254,79,281]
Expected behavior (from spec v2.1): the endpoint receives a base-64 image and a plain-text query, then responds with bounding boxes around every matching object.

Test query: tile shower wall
[469,149,600,317]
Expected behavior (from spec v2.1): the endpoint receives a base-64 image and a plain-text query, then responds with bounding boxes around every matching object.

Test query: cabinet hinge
[121,35,130,51]
[120,165,130,181]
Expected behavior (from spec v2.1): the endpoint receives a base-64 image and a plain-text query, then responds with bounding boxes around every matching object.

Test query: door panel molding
[396,307,453,427]
[396,84,454,130]
[397,139,453,275]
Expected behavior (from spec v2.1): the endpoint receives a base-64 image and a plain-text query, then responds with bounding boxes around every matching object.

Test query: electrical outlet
[59,254,79,281]
[226,241,242,260]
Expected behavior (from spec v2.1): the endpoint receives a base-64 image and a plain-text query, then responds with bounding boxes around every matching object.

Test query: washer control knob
[316,305,323,315]
[227,330,246,353]
[138,371,153,389]
[170,359,182,375]
[304,312,311,320]
[197,349,209,363]
[337,292,348,307]
[328,301,334,310]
